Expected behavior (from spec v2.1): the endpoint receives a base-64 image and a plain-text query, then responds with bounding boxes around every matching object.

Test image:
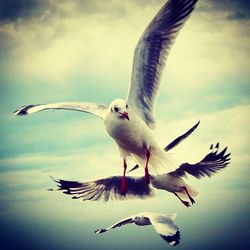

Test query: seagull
[14,0,199,194]
[95,212,180,246]
[51,143,230,207]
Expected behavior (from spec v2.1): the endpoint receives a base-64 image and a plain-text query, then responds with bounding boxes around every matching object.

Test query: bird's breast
[111,122,144,152]
[104,115,153,156]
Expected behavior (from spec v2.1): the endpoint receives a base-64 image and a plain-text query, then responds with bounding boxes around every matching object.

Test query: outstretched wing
[169,144,231,178]
[14,102,107,119]
[147,213,181,246]
[127,0,198,128]
[95,216,135,234]
[51,176,154,202]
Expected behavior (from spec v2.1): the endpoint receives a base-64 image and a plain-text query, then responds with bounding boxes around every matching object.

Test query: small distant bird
[14,0,198,194]
[95,212,180,246]
[51,143,230,207]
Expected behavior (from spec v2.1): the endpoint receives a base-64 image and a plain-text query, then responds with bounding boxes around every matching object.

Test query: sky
[0,0,250,249]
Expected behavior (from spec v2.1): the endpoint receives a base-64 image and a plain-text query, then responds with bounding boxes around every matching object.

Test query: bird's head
[134,215,150,226]
[134,216,141,223]
[109,99,129,121]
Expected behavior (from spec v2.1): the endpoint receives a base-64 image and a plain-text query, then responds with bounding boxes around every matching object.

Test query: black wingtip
[164,120,200,152]
[49,175,60,184]
[49,175,56,181]
[195,120,200,126]
[127,164,140,173]
[13,105,35,116]
[95,229,107,234]
[160,230,181,246]
[13,108,28,116]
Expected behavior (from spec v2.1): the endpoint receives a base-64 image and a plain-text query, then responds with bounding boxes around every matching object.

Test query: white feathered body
[151,173,199,200]
[103,106,169,172]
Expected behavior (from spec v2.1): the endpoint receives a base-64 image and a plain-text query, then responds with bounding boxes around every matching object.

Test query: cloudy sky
[0,0,249,249]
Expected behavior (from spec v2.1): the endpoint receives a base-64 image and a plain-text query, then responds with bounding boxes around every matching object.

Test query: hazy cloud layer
[0,0,249,86]
[0,0,43,22]
[1,0,250,24]
[207,0,250,20]
[0,1,249,250]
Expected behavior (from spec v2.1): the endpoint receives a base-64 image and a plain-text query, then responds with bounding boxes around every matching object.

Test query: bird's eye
[114,107,119,112]
[126,104,128,109]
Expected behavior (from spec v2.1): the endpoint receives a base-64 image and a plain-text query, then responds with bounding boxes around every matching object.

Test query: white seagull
[95,212,180,246]
[14,0,198,194]
[51,143,230,207]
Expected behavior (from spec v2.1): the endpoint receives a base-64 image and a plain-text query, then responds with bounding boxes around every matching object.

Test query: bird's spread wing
[147,213,180,246]
[14,102,107,119]
[127,0,198,128]
[169,143,231,178]
[50,143,230,201]
[95,216,135,234]
[164,121,200,152]
[51,176,154,202]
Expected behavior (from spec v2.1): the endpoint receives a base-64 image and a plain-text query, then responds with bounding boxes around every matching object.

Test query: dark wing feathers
[50,142,230,201]
[164,121,200,152]
[52,176,154,202]
[109,218,135,230]
[160,230,181,246]
[95,217,134,234]
[169,144,231,178]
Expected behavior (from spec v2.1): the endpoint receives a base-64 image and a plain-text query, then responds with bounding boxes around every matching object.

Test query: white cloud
[0,2,249,248]
[1,0,249,89]
[155,104,249,156]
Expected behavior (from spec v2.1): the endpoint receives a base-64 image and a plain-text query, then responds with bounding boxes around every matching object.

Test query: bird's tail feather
[149,150,176,174]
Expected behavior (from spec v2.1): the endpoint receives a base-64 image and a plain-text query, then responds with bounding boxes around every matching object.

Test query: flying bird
[14,0,198,194]
[51,144,230,207]
[95,212,180,246]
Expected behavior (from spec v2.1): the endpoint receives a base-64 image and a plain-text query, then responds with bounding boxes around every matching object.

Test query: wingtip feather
[13,107,29,116]
[160,230,181,246]
[95,229,107,234]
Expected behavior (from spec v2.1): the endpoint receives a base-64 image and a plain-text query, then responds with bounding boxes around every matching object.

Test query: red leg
[121,159,127,195]
[144,150,150,184]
